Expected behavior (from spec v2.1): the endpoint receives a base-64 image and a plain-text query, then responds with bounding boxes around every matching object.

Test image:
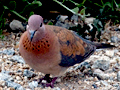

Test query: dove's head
[27,15,45,42]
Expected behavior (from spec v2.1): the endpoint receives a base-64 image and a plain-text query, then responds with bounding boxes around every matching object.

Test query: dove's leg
[39,74,58,88]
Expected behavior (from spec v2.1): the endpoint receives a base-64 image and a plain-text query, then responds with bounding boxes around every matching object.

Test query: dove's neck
[28,27,46,42]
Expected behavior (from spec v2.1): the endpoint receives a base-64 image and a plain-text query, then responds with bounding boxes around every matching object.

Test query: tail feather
[94,43,115,49]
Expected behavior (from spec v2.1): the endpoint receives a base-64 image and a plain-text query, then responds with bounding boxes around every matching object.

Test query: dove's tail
[93,43,115,49]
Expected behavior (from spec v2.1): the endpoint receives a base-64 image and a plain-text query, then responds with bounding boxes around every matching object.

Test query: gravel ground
[0,19,120,90]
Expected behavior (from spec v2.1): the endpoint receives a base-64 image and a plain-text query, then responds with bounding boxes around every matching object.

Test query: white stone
[105,50,114,57]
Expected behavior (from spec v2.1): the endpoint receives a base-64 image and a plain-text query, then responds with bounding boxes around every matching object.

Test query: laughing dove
[19,15,114,87]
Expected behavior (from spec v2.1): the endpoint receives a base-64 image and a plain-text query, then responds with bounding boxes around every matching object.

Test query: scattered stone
[6,81,24,90]
[93,69,109,80]
[29,81,38,89]
[92,84,97,88]
[113,63,120,72]
[71,14,78,22]
[111,36,119,43]
[0,72,11,81]
[9,87,15,90]
[92,60,110,71]
[55,21,71,29]
[0,80,6,87]
[17,86,25,90]
[100,81,109,86]
[10,20,25,32]
[105,50,115,57]
[117,85,120,90]
[117,71,120,81]
[53,87,61,90]
[55,15,75,29]
[85,17,95,24]
[11,55,25,64]
[0,51,3,54]
[3,49,15,55]
[113,83,119,87]
[74,61,91,71]
[59,15,68,22]
[95,81,101,86]
[23,69,36,78]
[0,41,4,48]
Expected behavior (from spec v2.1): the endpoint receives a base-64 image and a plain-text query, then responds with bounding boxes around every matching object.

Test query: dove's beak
[29,30,36,41]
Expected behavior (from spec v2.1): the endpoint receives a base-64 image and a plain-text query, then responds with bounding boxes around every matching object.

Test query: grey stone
[29,81,38,89]
[23,69,36,78]
[117,71,120,81]
[0,51,3,54]
[92,60,110,71]
[53,87,61,90]
[0,72,11,81]
[10,20,25,31]
[11,55,25,64]
[111,36,119,43]
[17,86,25,90]
[92,84,97,88]
[118,86,120,90]
[113,83,119,87]
[55,21,70,29]
[59,15,68,22]
[6,81,24,90]
[74,61,90,70]
[101,81,109,86]
[71,14,78,22]
[3,49,15,55]
[113,63,120,72]
[93,69,109,80]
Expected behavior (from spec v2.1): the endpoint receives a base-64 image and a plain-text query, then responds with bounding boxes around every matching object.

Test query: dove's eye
[40,23,42,27]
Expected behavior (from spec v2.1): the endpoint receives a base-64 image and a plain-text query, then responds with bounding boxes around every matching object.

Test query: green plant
[54,0,120,41]
[0,2,5,39]
[0,0,42,38]
[1,0,42,21]
[53,0,90,19]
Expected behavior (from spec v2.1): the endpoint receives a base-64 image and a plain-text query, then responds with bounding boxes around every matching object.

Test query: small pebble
[11,55,25,64]
[0,80,6,87]
[29,81,38,89]
[117,71,120,81]
[10,20,25,32]
[93,69,109,80]
[92,60,110,71]
[53,87,61,90]
[111,36,119,43]
[105,50,115,57]
[3,49,15,55]
[23,69,36,78]
[92,84,97,88]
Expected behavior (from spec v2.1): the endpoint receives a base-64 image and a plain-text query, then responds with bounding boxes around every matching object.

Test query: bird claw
[38,74,57,88]
[41,82,54,88]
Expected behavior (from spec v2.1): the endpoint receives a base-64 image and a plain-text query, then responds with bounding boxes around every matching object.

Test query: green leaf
[22,0,27,2]
[29,11,34,17]
[114,0,118,8]
[48,22,53,25]
[8,1,16,10]
[0,3,4,20]
[3,6,8,9]
[80,7,85,15]
[104,2,112,7]
[32,1,42,7]
[71,7,79,13]
[69,0,79,6]
[20,1,42,14]
[1,35,4,39]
